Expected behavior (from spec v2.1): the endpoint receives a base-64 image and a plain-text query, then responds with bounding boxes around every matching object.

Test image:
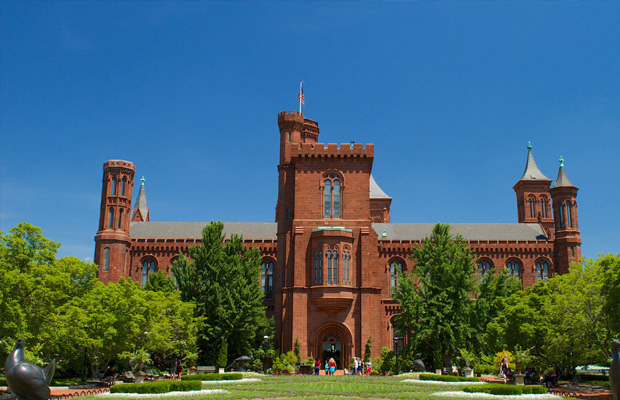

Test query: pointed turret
[131,176,149,222]
[550,156,581,273]
[513,143,553,232]
[369,175,392,223]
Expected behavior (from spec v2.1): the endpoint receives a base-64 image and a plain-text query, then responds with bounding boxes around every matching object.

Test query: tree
[364,337,372,363]
[394,223,478,368]
[144,270,177,292]
[172,221,267,365]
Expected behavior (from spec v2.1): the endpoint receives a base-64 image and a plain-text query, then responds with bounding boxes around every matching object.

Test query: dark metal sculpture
[611,340,620,400]
[5,338,56,400]
[412,353,425,372]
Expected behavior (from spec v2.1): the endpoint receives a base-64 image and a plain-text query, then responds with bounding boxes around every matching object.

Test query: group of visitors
[311,357,372,375]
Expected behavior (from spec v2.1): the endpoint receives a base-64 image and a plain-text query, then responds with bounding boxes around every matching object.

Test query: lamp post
[263,336,269,374]
[393,337,400,375]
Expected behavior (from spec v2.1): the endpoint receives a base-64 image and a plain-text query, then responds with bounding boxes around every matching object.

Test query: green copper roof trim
[559,156,564,167]
[527,141,532,150]
[312,226,353,233]
[141,176,145,186]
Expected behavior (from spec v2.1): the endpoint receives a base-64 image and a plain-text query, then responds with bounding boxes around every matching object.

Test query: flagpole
[299,79,303,113]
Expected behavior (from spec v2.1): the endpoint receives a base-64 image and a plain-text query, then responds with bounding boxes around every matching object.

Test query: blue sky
[1,2,618,262]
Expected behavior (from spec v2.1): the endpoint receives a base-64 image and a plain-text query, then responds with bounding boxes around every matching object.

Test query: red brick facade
[94,111,581,366]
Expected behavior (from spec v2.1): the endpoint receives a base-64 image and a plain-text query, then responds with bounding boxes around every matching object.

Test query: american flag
[298,86,305,106]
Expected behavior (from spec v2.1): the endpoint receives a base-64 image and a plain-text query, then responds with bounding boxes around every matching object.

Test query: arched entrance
[313,322,352,371]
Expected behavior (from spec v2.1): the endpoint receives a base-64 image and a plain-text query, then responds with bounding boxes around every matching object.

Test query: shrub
[182,372,243,381]
[419,373,480,382]
[110,380,201,394]
[462,383,543,395]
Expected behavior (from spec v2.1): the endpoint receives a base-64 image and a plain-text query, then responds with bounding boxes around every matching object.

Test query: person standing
[501,354,509,384]
[325,360,329,376]
[314,359,321,375]
[329,358,336,376]
[175,359,182,379]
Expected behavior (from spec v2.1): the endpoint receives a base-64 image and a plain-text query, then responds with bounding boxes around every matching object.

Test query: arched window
[111,177,117,195]
[141,258,157,286]
[477,260,492,281]
[261,260,274,298]
[540,197,548,218]
[118,209,123,229]
[536,260,550,283]
[528,197,536,218]
[103,247,110,271]
[314,250,323,285]
[505,259,521,280]
[121,178,126,196]
[108,208,114,229]
[326,250,338,285]
[390,260,403,297]
[566,202,573,228]
[558,203,565,228]
[323,174,341,218]
[342,249,351,285]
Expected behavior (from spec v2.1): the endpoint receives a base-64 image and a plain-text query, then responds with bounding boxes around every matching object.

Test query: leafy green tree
[172,221,267,365]
[144,270,177,292]
[364,336,372,363]
[394,223,478,368]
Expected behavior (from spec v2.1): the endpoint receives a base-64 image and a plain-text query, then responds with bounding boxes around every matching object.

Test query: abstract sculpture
[5,338,56,400]
[611,340,620,400]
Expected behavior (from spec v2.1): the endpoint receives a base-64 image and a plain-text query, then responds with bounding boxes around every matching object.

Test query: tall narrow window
[288,132,292,142]
[103,247,110,271]
[108,208,114,229]
[536,260,549,283]
[324,180,332,218]
[326,251,333,284]
[342,250,350,285]
[333,251,338,284]
[121,178,126,196]
[505,260,520,280]
[477,260,491,281]
[567,202,573,228]
[558,203,565,228]
[540,198,547,218]
[111,177,117,195]
[141,259,156,286]
[261,260,274,298]
[118,209,123,229]
[314,251,323,285]
[528,197,536,218]
[323,174,342,218]
[390,260,402,297]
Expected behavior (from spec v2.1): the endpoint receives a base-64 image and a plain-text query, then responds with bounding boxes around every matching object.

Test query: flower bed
[463,383,547,395]
[181,372,243,381]
[109,380,201,394]
[419,373,481,382]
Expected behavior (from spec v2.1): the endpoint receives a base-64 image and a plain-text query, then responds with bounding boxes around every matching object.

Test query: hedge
[110,380,201,394]
[419,373,481,382]
[463,383,547,395]
[181,372,243,381]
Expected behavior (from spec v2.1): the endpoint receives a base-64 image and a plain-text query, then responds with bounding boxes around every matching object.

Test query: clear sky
[1,2,618,262]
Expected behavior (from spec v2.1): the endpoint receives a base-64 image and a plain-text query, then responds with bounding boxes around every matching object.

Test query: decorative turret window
[540,197,548,218]
[558,203,565,229]
[566,202,573,228]
[323,173,341,218]
[103,247,110,271]
[111,177,117,195]
[477,260,492,281]
[528,197,536,219]
[141,258,157,286]
[121,178,126,196]
[261,260,274,298]
[314,251,323,284]
[326,250,338,285]
[536,260,550,283]
[118,209,123,229]
[505,259,521,280]
[390,260,403,297]
[108,208,114,229]
[342,248,351,285]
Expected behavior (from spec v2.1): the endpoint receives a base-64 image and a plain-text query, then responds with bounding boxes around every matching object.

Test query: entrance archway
[313,322,352,371]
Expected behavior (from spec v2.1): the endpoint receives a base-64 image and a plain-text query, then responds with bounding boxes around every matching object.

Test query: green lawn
[84,375,563,400]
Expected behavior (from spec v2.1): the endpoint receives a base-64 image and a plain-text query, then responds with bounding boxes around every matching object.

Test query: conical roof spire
[369,175,391,199]
[132,176,149,221]
[519,141,550,181]
[552,156,576,188]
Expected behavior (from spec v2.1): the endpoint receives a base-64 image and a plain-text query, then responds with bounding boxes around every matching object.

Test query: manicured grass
[83,374,562,399]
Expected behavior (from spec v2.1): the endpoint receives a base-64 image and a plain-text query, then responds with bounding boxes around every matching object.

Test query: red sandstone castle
[94,111,581,365]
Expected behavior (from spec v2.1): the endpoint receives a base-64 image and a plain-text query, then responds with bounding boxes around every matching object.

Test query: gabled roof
[372,222,547,241]
[552,157,576,188]
[369,175,391,199]
[129,222,277,240]
[132,177,149,221]
[519,142,550,181]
